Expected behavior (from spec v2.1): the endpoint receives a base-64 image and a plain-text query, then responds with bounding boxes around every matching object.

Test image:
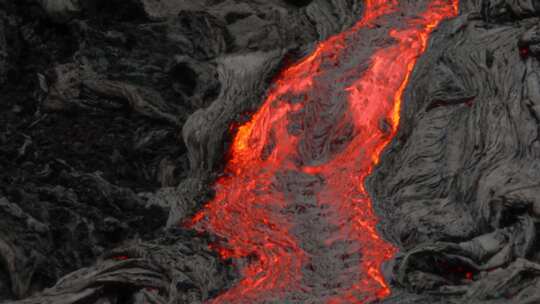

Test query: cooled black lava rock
[4,0,540,303]
[370,1,540,303]
[0,0,365,303]
[284,0,315,7]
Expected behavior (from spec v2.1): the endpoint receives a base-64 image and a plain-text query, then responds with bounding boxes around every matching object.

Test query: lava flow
[189,0,459,303]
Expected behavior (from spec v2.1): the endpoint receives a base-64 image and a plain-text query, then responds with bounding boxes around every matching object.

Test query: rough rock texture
[0,0,364,303]
[3,0,540,303]
[370,0,540,303]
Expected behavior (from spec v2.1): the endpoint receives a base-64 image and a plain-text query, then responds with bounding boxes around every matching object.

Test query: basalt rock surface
[371,0,540,303]
[0,0,364,303]
[2,0,540,303]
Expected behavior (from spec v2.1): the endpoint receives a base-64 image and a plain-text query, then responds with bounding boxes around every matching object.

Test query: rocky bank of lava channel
[5,0,540,303]
[188,1,458,303]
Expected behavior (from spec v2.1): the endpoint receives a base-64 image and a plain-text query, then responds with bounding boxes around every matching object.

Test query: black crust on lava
[2,0,540,303]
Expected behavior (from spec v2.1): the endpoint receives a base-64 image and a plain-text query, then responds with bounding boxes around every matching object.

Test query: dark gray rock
[13,232,235,304]
[0,0,366,303]
[5,0,540,303]
[369,1,540,303]
[0,15,6,85]
[38,0,81,23]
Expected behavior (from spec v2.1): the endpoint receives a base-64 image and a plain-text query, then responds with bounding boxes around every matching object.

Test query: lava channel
[188,0,459,303]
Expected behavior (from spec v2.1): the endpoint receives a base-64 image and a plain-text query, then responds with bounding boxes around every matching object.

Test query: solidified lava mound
[2,0,540,304]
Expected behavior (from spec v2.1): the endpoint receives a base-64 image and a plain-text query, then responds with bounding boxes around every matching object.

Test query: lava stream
[189,0,459,303]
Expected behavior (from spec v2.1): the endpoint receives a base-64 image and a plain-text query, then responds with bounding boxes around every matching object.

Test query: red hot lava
[189,0,459,303]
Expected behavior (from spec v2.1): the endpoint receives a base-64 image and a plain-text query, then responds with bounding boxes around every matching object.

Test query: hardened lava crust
[1,0,540,303]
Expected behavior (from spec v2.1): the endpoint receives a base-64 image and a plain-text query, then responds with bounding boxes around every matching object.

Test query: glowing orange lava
[188,1,459,303]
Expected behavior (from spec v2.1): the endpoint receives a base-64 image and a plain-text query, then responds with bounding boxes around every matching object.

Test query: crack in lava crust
[188,1,459,303]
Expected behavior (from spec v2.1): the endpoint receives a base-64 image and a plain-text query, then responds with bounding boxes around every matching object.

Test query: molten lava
[189,0,459,303]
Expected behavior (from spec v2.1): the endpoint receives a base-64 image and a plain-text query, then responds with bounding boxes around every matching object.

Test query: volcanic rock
[3,0,540,303]
[0,0,365,303]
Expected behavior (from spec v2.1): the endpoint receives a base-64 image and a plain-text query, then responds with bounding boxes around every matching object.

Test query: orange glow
[188,1,459,303]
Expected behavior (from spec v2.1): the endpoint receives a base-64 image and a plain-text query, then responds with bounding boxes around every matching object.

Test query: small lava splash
[188,0,459,303]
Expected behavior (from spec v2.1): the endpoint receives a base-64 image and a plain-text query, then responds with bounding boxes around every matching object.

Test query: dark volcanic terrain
[1,0,540,303]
